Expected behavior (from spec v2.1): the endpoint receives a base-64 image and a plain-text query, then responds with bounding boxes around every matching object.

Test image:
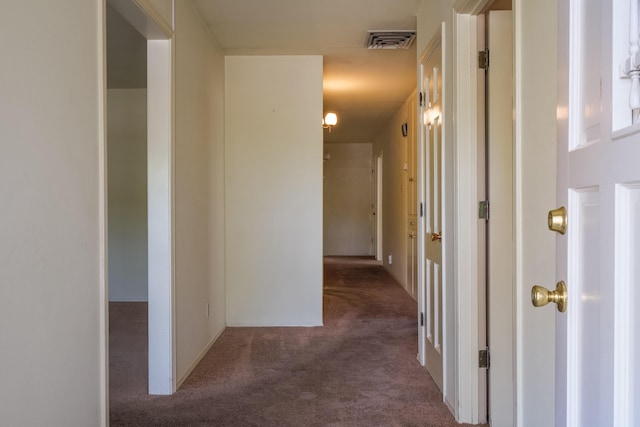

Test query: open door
[418,27,444,391]
[549,0,640,424]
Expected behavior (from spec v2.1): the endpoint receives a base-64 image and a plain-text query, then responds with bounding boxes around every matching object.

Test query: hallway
[110,257,468,426]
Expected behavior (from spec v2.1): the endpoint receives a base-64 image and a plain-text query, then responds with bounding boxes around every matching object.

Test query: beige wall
[323,143,373,256]
[0,1,105,425]
[225,56,323,326]
[108,89,148,302]
[174,0,227,382]
[373,96,415,288]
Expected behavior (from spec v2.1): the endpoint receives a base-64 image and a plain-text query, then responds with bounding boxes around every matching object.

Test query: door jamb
[98,3,108,424]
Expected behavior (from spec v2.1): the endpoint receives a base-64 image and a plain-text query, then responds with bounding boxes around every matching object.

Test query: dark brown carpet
[109,256,472,426]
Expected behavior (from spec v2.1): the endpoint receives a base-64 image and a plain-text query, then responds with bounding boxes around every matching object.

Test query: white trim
[613,183,634,427]
[98,1,109,425]
[107,0,174,39]
[514,2,525,424]
[170,19,177,394]
[567,0,583,151]
[226,321,324,327]
[376,153,384,262]
[147,38,176,395]
[440,21,454,412]
[453,0,493,15]
[134,0,174,35]
[612,121,640,140]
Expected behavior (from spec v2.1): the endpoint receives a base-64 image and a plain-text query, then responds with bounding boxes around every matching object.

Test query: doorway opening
[322,142,376,258]
[106,0,175,398]
[106,3,149,401]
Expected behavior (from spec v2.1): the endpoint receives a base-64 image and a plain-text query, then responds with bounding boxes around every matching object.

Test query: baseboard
[445,395,456,419]
[176,325,226,389]
[226,321,324,327]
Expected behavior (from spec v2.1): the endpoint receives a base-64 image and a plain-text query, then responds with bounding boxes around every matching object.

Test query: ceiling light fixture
[322,112,338,133]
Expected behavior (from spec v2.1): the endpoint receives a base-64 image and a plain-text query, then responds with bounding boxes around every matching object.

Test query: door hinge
[420,312,425,326]
[420,202,424,217]
[479,200,490,220]
[479,348,490,369]
[420,92,427,107]
[478,48,489,69]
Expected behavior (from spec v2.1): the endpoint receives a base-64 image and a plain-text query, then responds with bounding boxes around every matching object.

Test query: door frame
[374,152,383,261]
[105,0,177,397]
[451,9,487,423]
[452,0,557,424]
[512,0,558,425]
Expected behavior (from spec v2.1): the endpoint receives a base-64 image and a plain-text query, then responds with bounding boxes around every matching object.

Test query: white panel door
[418,33,444,391]
[554,0,640,425]
[486,11,514,427]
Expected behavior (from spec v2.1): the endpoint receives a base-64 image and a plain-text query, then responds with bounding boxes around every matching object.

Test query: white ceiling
[191,0,421,143]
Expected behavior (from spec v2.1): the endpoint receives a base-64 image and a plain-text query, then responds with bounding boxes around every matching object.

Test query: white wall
[225,55,323,327]
[0,1,105,426]
[323,143,373,256]
[173,1,227,383]
[108,89,148,302]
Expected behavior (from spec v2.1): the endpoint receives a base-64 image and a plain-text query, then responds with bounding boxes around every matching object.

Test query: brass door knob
[430,232,442,241]
[548,207,567,234]
[531,281,567,312]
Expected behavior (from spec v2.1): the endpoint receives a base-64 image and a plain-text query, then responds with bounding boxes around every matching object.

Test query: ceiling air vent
[366,30,416,50]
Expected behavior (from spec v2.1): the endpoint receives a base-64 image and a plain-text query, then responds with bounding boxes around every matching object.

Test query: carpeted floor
[109,256,475,426]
